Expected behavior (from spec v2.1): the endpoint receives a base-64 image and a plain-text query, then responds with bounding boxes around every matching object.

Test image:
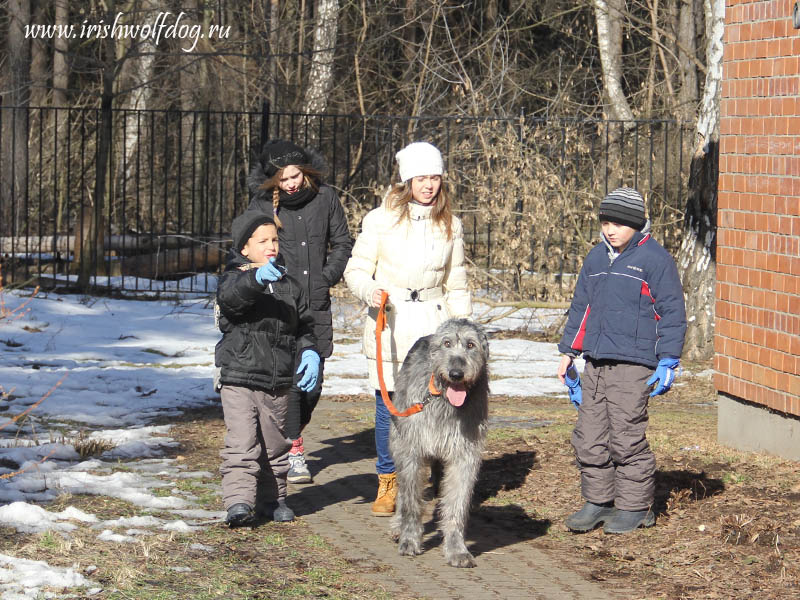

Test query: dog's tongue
[446,384,467,407]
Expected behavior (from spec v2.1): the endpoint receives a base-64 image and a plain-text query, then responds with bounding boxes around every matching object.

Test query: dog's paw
[397,538,422,556]
[446,551,476,568]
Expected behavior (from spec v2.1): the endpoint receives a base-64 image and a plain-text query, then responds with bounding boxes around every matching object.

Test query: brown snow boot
[371,472,397,516]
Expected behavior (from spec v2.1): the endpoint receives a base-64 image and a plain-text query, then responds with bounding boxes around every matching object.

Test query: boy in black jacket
[216,209,320,527]
[557,187,686,535]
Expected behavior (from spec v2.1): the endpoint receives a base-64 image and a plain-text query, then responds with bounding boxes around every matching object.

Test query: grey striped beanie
[599,187,646,230]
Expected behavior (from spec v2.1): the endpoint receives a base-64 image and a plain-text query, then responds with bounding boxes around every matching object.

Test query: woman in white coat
[344,141,472,516]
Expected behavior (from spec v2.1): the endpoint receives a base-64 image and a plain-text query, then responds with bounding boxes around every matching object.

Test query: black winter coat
[247,161,352,358]
[215,251,318,391]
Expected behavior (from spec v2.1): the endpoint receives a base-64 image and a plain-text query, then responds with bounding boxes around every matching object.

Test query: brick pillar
[716,0,800,458]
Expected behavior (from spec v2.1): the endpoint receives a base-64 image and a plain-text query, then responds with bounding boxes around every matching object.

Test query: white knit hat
[396,142,444,182]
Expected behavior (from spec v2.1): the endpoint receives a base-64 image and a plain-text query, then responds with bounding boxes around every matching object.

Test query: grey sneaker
[603,509,655,534]
[287,452,312,484]
[565,501,616,532]
[272,499,295,522]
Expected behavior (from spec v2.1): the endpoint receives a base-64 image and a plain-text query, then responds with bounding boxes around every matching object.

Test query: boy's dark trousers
[285,358,325,439]
[571,359,656,511]
[220,385,292,509]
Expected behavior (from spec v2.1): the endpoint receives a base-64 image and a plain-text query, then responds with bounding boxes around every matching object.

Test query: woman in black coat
[247,139,353,484]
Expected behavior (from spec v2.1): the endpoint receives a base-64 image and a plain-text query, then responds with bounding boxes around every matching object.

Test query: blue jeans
[375,390,395,474]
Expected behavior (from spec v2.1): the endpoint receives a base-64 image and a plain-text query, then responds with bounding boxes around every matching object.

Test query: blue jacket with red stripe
[557,230,686,367]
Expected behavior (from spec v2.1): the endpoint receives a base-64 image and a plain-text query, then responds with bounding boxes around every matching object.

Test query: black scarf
[278,186,317,210]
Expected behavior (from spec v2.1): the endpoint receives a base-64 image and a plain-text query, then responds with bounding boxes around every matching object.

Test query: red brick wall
[716,0,800,416]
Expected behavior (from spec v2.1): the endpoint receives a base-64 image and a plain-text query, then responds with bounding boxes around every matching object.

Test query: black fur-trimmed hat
[599,187,647,230]
[259,139,309,178]
[232,209,276,251]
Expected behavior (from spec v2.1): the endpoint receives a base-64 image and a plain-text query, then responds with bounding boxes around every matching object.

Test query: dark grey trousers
[220,385,292,510]
[286,358,325,440]
[571,359,656,511]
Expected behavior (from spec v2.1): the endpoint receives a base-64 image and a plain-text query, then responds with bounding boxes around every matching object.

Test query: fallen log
[0,234,229,254]
[120,245,226,279]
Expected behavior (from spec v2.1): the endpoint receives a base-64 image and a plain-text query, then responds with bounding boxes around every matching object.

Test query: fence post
[260,99,270,151]
[516,108,524,292]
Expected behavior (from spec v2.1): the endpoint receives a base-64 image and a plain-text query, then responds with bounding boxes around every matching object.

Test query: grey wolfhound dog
[389,318,490,568]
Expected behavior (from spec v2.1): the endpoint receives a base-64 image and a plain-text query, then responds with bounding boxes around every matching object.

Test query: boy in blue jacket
[557,187,686,534]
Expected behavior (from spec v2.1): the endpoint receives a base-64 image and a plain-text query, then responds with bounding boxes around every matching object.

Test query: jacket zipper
[270,288,281,390]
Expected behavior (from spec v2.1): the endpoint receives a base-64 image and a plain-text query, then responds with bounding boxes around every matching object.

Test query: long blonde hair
[259,164,322,229]
[386,180,454,240]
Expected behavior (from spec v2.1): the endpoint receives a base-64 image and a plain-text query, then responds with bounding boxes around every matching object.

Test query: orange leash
[375,291,426,417]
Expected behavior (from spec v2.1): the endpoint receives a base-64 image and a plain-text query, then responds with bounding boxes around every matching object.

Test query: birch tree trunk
[302,0,339,144]
[676,0,724,360]
[269,0,280,112]
[116,0,159,191]
[593,0,635,123]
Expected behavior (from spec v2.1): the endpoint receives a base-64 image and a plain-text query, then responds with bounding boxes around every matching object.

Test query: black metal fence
[0,100,692,299]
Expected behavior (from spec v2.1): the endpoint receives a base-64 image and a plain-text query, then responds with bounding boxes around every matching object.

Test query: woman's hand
[370,289,387,308]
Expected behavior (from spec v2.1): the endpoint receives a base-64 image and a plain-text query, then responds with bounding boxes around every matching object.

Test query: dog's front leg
[392,452,424,556]
[439,455,481,567]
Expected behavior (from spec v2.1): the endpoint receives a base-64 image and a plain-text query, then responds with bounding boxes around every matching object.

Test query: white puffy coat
[344,200,472,390]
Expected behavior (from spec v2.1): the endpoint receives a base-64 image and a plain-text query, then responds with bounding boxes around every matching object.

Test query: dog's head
[428,319,489,407]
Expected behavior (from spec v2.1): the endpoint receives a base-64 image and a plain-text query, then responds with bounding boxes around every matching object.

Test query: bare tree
[268,0,281,111]
[1,0,32,234]
[676,0,723,360]
[52,0,69,109]
[29,1,49,108]
[77,1,119,289]
[115,0,160,193]
[302,0,339,119]
[593,0,635,122]
[676,0,699,122]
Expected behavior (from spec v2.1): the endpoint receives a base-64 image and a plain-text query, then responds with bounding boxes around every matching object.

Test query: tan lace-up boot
[371,472,397,516]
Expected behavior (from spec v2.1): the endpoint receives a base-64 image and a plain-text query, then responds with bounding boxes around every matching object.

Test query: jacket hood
[601,219,651,258]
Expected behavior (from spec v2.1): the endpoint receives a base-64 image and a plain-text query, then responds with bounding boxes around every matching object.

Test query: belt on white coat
[383,286,444,302]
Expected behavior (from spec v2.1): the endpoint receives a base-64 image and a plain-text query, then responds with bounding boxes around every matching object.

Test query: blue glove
[647,357,680,397]
[255,258,283,285]
[564,363,582,408]
[296,350,320,392]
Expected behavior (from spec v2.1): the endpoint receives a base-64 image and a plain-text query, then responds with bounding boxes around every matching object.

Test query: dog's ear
[475,323,490,359]
[407,334,432,359]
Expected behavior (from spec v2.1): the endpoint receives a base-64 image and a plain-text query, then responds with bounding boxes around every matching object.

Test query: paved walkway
[287,397,623,600]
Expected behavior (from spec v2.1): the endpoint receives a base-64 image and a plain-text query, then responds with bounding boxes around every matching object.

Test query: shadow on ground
[653,468,726,516]
[293,433,550,559]
[474,449,538,504]
[289,429,379,516]
[470,449,550,556]
[313,429,375,462]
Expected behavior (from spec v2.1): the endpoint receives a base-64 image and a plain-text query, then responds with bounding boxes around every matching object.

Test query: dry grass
[481,362,800,599]
[57,430,117,458]
[5,467,395,600]
[5,366,799,599]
